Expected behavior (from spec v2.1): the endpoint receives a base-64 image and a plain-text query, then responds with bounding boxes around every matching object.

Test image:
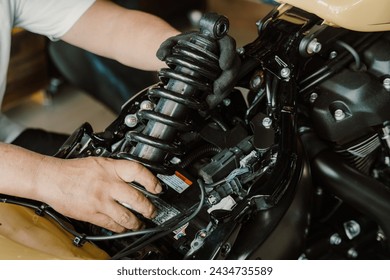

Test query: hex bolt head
[310,92,318,103]
[329,51,338,59]
[250,75,263,90]
[124,114,138,128]
[223,98,231,106]
[140,100,155,111]
[280,67,291,79]
[262,117,273,129]
[383,78,390,91]
[347,248,358,259]
[334,109,346,121]
[329,233,342,245]
[307,38,322,54]
[344,220,361,240]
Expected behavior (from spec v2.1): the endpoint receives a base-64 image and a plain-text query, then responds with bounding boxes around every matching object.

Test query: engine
[298,27,390,259]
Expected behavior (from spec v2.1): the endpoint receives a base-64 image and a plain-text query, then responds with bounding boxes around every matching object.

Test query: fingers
[103,200,145,231]
[213,55,241,96]
[112,182,157,219]
[218,35,237,70]
[156,31,196,61]
[113,160,162,194]
[91,213,126,233]
[156,39,176,61]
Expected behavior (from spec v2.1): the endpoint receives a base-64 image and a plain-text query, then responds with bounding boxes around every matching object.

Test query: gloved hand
[156,31,241,103]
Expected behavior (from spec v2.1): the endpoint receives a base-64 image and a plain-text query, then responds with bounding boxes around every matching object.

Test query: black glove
[156,31,241,105]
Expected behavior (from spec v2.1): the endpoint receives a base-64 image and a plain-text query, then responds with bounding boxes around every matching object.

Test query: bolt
[298,254,308,260]
[376,230,386,242]
[95,148,102,155]
[344,220,361,240]
[307,38,322,54]
[329,233,342,245]
[220,243,231,257]
[347,248,358,259]
[170,157,182,165]
[383,78,390,91]
[250,74,263,90]
[316,187,323,196]
[329,51,338,59]
[280,67,291,79]
[124,114,138,128]
[223,98,231,106]
[334,109,346,121]
[262,117,273,129]
[140,100,155,110]
[309,92,318,103]
[236,47,245,55]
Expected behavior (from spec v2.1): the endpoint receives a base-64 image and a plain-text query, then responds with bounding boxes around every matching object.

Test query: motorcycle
[2,0,390,260]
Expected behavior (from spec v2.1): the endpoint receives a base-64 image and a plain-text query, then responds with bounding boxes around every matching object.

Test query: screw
[334,109,346,121]
[309,92,318,103]
[376,230,386,242]
[95,148,102,155]
[124,114,138,128]
[262,117,273,129]
[280,67,291,79]
[237,47,245,55]
[220,243,231,257]
[250,74,263,90]
[383,78,390,91]
[140,100,155,110]
[344,220,361,240]
[329,51,338,59]
[223,98,231,106]
[307,38,322,54]
[347,248,358,259]
[329,233,342,245]
[170,157,182,165]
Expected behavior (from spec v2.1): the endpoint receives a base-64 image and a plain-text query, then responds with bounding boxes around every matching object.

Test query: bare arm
[61,0,179,71]
[0,143,161,232]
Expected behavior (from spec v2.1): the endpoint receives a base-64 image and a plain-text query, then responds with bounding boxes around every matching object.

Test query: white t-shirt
[0,0,95,142]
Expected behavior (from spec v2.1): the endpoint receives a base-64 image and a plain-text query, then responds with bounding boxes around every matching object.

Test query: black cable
[336,40,362,70]
[0,194,193,243]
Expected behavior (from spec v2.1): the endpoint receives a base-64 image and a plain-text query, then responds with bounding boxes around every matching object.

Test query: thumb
[218,35,237,70]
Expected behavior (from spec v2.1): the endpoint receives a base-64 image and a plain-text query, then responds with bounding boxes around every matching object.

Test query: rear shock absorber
[125,14,230,174]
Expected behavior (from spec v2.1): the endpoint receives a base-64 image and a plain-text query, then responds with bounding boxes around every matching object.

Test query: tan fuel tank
[278,0,390,32]
[0,204,109,259]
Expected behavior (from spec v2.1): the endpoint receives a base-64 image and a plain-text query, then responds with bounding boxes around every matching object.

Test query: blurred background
[3,0,275,136]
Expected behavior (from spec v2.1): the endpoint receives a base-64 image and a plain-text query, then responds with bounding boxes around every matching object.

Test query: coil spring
[123,14,229,174]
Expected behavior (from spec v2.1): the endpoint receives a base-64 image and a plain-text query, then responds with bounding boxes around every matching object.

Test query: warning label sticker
[157,171,193,193]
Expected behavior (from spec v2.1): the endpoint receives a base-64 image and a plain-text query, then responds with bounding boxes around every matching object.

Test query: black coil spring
[122,14,229,174]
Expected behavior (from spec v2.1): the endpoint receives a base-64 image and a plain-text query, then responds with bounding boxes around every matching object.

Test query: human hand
[156,31,241,100]
[37,156,162,233]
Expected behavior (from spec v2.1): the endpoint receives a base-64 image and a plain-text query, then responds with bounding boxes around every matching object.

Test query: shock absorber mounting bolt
[124,114,138,128]
[140,100,155,111]
[306,38,322,54]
